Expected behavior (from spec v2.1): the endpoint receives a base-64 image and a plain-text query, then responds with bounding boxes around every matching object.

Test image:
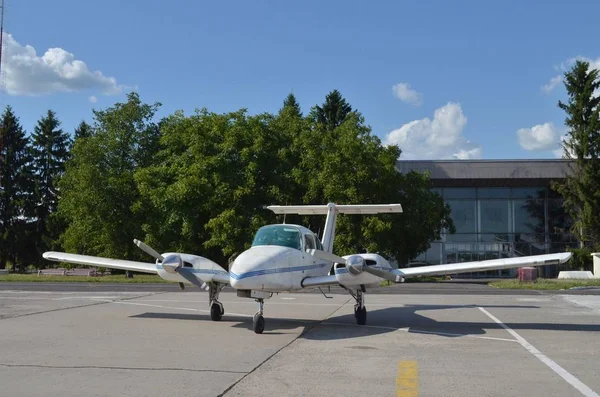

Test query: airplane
[43,203,572,334]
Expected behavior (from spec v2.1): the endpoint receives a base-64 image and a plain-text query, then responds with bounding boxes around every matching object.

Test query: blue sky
[3,0,599,159]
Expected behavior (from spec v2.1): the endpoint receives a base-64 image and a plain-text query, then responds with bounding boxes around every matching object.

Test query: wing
[43,252,158,274]
[396,252,572,279]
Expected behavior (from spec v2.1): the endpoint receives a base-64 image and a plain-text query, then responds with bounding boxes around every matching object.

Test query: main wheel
[355,307,367,325]
[253,314,265,334]
[210,303,223,321]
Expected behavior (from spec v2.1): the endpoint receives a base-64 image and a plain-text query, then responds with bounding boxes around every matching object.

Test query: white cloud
[88,95,98,103]
[392,83,422,106]
[385,102,482,159]
[2,32,124,96]
[517,123,560,151]
[542,56,600,94]
[541,75,562,94]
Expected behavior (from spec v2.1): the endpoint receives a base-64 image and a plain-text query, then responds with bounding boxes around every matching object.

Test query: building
[396,159,577,277]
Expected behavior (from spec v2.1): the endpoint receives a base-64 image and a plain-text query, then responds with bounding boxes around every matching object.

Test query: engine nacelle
[345,255,365,275]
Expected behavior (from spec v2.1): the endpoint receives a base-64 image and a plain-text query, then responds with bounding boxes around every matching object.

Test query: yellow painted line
[396,360,419,397]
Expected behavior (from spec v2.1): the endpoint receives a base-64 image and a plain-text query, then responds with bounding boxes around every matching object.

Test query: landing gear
[253,299,265,334]
[210,302,223,321]
[208,283,224,321]
[351,288,367,326]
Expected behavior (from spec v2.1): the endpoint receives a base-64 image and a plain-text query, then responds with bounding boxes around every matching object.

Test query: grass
[489,278,600,290]
[0,274,169,283]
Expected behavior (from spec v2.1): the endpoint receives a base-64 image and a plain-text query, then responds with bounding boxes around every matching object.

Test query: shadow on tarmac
[126,303,600,339]
[130,312,318,335]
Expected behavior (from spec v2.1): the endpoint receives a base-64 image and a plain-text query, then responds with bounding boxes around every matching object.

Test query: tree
[30,110,71,259]
[135,109,291,265]
[295,104,453,263]
[73,120,92,140]
[309,89,353,131]
[281,93,302,119]
[58,93,161,260]
[0,106,35,270]
[553,60,600,250]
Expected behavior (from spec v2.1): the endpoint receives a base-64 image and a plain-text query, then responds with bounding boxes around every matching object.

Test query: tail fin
[267,203,402,253]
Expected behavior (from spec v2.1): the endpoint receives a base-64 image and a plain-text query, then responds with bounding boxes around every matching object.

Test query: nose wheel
[209,284,224,321]
[253,299,265,334]
[351,288,367,326]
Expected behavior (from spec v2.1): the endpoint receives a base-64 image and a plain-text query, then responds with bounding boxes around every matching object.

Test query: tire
[253,314,265,334]
[210,303,222,321]
[355,307,367,325]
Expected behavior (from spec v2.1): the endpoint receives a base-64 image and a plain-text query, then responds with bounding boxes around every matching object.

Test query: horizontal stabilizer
[43,252,158,274]
[267,204,402,215]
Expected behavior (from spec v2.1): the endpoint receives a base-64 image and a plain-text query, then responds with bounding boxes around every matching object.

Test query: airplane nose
[229,246,291,290]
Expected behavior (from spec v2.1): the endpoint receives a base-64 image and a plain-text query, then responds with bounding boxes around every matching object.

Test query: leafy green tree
[73,120,92,140]
[0,106,35,270]
[30,110,71,258]
[310,89,353,131]
[553,60,600,249]
[58,93,161,260]
[136,109,290,265]
[295,99,453,263]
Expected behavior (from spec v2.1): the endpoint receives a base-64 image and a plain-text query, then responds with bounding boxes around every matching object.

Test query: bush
[566,247,593,271]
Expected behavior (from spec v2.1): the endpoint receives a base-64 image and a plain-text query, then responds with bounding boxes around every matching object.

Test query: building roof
[396,159,574,187]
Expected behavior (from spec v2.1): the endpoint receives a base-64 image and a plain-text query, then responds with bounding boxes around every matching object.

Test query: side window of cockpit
[304,234,316,252]
[315,236,323,251]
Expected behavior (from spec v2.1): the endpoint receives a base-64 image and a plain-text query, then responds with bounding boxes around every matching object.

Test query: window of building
[513,199,545,234]
[480,200,510,234]
[511,187,546,199]
[443,188,476,199]
[446,199,477,233]
[478,188,510,199]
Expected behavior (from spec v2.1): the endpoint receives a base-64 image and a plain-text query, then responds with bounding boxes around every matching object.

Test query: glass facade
[414,187,577,277]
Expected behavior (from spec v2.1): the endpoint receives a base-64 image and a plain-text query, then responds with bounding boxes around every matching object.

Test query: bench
[38,268,67,276]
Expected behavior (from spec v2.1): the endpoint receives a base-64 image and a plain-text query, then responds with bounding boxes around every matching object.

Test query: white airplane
[43,203,572,334]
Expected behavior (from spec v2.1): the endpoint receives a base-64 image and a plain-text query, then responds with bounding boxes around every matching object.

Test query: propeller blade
[308,249,346,264]
[133,239,164,261]
[363,266,404,283]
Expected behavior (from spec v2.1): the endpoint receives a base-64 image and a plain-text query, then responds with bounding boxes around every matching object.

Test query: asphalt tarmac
[1,282,599,396]
[2,280,600,295]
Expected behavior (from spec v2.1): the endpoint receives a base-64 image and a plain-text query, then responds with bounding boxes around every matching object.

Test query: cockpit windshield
[251,225,302,250]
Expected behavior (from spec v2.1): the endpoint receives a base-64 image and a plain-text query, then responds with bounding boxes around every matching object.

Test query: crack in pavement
[218,297,353,397]
[0,363,248,375]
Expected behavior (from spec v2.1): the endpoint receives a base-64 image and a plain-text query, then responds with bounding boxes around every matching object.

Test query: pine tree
[553,60,600,251]
[0,106,35,270]
[281,93,302,118]
[74,120,92,140]
[31,110,71,257]
[310,89,353,131]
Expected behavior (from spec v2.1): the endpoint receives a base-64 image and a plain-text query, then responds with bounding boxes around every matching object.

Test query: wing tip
[42,251,57,260]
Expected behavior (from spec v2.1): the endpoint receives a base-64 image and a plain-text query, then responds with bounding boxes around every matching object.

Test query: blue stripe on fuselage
[229,263,329,280]
[156,263,330,280]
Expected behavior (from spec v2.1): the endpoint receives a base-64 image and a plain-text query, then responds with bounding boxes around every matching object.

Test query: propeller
[309,249,403,282]
[134,239,164,261]
[133,238,209,290]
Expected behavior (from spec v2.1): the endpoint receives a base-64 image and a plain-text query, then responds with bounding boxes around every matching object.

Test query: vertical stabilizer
[321,203,338,253]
